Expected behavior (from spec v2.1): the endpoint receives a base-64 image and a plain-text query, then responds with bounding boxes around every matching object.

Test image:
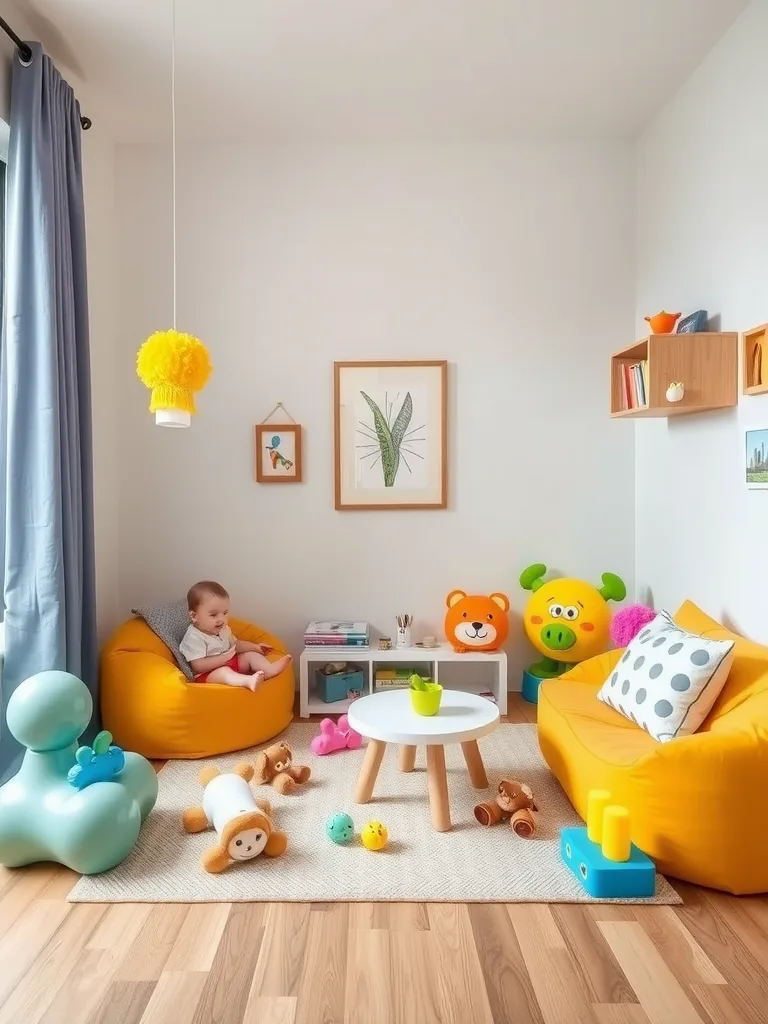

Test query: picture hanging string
[260,401,298,425]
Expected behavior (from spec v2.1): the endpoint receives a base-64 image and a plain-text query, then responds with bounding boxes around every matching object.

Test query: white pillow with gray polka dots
[597,610,734,742]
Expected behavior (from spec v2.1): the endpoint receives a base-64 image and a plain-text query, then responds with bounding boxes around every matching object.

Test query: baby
[180,580,292,690]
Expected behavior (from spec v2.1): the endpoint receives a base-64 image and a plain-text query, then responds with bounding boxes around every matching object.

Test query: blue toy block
[560,826,655,899]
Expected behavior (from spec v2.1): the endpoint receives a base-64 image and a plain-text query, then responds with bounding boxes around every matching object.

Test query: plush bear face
[497,780,536,814]
[227,824,268,861]
[445,592,510,651]
[263,742,292,778]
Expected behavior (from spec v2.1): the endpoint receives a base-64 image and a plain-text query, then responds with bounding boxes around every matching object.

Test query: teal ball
[326,812,355,845]
[6,671,92,751]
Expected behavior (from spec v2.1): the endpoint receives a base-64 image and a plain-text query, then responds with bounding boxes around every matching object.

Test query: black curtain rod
[0,14,91,129]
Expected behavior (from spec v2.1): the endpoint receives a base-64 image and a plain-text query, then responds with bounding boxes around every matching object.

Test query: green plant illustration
[356,391,425,487]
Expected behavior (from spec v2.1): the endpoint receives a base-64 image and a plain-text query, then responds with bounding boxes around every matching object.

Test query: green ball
[326,812,355,845]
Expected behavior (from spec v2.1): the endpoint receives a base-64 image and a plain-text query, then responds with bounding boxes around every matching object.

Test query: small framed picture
[745,427,768,489]
[255,424,302,483]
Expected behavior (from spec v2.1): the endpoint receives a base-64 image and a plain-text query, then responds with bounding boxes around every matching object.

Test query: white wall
[636,1,768,641]
[115,141,636,682]
[83,135,120,639]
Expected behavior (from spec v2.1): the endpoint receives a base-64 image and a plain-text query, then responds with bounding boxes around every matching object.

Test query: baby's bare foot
[249,670,265,692]
[269,655,292,677]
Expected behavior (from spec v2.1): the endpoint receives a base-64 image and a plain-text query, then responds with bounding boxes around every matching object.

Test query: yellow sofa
[538,601,768,894]
[101,617,295,760]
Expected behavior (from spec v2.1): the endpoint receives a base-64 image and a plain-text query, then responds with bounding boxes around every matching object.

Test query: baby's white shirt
[180,624,235,662]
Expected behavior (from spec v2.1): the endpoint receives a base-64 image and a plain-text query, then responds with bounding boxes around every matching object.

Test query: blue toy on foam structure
[561,789,655,899]
[67,729,126,790]
[0,671,158,874]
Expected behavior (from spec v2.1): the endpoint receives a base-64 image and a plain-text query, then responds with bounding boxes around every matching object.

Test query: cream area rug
[68,723,680,904]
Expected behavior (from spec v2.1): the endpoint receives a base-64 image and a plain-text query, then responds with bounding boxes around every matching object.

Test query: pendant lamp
[136,0,211,427]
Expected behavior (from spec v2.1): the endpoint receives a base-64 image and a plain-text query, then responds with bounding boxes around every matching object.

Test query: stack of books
[304,621,370,649]
[620,360,649,410]
[375,667,422,690]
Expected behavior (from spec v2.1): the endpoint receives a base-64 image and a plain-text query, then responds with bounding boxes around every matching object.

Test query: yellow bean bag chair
[538,601,768,894]
[101,617,294,759]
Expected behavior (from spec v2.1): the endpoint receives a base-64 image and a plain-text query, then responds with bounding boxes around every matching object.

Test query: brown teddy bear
[474,779,538,837]
[253,741,311,794]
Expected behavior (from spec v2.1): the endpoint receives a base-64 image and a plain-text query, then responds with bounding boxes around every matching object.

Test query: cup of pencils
[396,614,412,649]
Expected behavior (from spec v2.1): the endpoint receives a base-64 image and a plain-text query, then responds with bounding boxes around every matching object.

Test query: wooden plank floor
[2,696,768,1024]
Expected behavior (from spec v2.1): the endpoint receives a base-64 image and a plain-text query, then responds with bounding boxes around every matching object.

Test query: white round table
[347,689,500,832]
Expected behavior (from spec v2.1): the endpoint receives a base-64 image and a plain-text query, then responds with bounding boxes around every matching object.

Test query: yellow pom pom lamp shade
[136,330,212,428]
[136,4,212,428]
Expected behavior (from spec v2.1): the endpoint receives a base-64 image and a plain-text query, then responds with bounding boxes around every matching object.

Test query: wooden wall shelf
[610,332,738,418]
[742,323,768,395]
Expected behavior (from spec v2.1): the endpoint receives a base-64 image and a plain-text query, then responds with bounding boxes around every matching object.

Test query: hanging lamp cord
[171,0,177,331]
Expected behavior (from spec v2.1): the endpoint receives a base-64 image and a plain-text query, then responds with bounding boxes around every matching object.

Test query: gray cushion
[132,599,194,679]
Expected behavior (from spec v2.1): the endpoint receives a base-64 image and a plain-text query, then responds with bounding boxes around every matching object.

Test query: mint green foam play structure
[0,671,158,874]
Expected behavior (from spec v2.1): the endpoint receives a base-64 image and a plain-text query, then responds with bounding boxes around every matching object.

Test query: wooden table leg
[398,745,416,772]
[426,745,451,832]
[461,739,488,789]
[354,740,386,803]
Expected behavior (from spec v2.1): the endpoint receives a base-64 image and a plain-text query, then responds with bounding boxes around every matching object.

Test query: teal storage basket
[522,669,546,704]
[315,665,365,704]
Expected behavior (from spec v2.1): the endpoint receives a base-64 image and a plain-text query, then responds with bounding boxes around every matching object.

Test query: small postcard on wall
[745,427,768,489]
[255,424,302,483]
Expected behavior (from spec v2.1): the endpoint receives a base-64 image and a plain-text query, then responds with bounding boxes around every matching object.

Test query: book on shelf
[620,360,648,410]
[304,637,369,647]
[305,620,369,635]
[304,620,370,647]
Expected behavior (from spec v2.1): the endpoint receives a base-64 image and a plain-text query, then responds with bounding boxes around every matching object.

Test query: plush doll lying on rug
[474,780,538,838]
[182,763,288,873]
[254,741,311,794]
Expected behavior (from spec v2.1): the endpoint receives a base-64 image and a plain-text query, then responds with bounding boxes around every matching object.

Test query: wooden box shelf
[610,332,738,418]
[742,323,768,395]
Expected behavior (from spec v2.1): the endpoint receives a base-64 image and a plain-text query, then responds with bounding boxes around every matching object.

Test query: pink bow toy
[311,715,363,755]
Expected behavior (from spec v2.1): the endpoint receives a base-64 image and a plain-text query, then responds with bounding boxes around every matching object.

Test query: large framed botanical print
[334,361,447,510]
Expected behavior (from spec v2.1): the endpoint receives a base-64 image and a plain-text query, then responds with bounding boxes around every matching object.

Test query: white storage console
[299,644,508,717]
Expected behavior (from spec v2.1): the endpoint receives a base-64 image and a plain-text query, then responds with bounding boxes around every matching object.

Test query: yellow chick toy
[361,820,388,851]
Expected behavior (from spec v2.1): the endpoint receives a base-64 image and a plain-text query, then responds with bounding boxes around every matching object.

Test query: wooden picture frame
[745,427,768,489]
[742,323,768,396]
[255,424,303,483]
[334,360,448,510]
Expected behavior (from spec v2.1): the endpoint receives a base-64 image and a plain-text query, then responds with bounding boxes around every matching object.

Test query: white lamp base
[155,409,191,428]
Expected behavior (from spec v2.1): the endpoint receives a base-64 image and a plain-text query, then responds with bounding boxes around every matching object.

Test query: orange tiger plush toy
[444,591,510,653]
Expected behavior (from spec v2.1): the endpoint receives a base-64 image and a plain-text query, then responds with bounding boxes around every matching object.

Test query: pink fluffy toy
[610,604,656,647]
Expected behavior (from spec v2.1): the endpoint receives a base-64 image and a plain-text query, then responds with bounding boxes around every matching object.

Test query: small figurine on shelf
[644,311,681,334]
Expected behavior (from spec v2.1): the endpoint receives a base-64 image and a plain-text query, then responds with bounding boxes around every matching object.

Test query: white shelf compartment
[299,643,508,717]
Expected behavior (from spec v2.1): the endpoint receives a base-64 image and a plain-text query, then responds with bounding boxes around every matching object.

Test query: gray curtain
[0,44,97,778]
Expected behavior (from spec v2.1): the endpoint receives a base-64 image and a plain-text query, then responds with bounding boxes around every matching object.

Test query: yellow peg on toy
[601,806,631,862]
[587,789,611,844]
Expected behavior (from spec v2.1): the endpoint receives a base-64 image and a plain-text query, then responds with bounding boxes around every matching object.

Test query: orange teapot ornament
[644,311,681,334]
